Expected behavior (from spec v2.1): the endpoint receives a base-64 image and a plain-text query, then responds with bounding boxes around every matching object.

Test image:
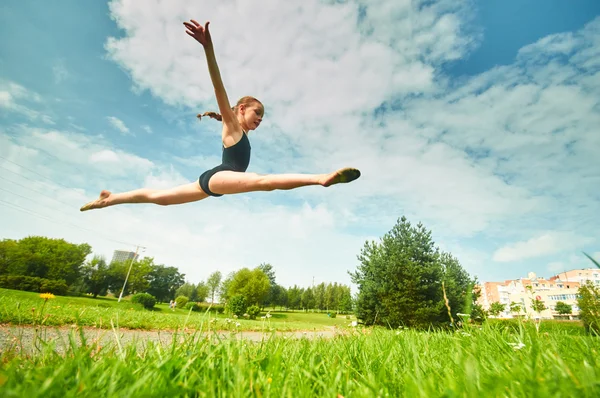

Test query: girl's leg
[208,167,360,195]
[80,181,209,211]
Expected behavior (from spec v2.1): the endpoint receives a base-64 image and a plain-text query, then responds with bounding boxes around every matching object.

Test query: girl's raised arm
[184,20,239,129]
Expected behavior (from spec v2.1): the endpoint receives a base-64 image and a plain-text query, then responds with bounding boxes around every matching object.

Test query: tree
[287,285,302,310]
[196,281,209,302]
[257,263,276,285]
[273,285,288,309]
[0,239,19,275]
[301,287,315,311]
[509,301,523,315]
[339,288,354,313]
[258,263,280,308]
[554,301,572,315]
[226,267,271,306]
[1,236,91,286]
[175,282,197,301]
[126,257,153,294]
[577,281,600,335]
[489,302,506,317]
[81,255,109,298]
[313,283,325,311]
[147,264,185,303]
[531,298,547,315]
[106,257,153,297]
[350,216,475,329]
[207,271,222,303]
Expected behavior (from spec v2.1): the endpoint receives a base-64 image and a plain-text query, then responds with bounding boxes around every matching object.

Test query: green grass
[1,287,598,396]
[1,320,599,397]
[0,288,352,331]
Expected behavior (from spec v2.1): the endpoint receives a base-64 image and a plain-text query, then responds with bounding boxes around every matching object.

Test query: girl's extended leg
[80,167,360,211]
[80,181,209,211]
[208,167,360,195]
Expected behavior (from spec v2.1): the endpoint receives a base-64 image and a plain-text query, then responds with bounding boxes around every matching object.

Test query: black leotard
[198,131,251,197]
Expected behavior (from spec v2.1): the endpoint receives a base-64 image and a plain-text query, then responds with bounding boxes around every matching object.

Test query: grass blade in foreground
[1,322,599,397]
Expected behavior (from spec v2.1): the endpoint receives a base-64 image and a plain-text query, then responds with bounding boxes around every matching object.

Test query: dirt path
[0,324,340,355]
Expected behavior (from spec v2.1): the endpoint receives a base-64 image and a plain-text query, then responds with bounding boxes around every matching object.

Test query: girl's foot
[321,167,361,187]
[80,190,111,211]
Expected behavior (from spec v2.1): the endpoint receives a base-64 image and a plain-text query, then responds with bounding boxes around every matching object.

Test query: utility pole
[118,245,145,302]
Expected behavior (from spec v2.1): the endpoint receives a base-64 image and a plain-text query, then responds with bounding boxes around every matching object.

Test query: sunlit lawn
[1,312,599,397]
[0,288,352,331]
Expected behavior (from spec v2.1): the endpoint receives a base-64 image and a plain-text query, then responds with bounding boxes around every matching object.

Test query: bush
[131,293,156,310]
[0,275,68,295]
[226,295,247,317]
[39,279,68,296]
[185,302,201,312]
[183,302,225,313]
[577,281,600,335]
[247,305,261,320]
[175,296,189,309]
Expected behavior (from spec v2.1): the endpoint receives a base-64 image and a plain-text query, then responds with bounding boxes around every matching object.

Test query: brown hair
[197,96,263,122]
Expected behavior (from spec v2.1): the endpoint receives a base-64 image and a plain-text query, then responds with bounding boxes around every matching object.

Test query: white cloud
[493,232,595,263]
[107,116,131,135]
[0,126,367,288]
[2,3,599,288]
[103,0,476,132]
[142,125,153,134]
[0,80,54,124]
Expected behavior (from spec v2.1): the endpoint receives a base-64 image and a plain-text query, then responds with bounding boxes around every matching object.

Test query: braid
[197,111,222,121]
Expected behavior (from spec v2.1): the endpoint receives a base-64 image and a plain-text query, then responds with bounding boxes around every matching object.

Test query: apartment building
[477,269,599,320]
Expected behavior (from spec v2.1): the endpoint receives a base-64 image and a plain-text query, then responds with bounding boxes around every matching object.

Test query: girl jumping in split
[80,19,360,212]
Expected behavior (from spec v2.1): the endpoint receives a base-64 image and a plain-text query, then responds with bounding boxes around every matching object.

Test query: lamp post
[118,245,145,302]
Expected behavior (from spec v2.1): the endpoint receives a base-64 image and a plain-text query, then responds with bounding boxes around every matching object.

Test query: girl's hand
[184,19,212,48]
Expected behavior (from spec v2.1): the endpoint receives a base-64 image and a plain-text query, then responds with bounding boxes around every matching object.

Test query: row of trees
[0,236,353,312]
[0,236,186,302]
[173,263,354,314]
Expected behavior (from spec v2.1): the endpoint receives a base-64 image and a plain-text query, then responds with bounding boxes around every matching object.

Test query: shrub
[131,293,156,310]
[39,279,68,296]
[183,302,225,313]
[175,296,189,309]
[577,281,600,335]
[226,295,247,317]
[247,305,261,320]
[185,302,201,312]
[0,275,68,295]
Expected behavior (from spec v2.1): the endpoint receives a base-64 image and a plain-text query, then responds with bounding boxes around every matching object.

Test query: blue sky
[1,0,599,291]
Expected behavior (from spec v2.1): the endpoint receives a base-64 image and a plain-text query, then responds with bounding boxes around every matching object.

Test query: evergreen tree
[350,216,475,329]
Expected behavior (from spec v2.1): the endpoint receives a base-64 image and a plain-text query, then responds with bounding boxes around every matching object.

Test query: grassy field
[0,288,352,331]
[1,288,599,397]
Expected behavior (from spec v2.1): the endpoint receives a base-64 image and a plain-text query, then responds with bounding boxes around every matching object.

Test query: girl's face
[241,102,264,131]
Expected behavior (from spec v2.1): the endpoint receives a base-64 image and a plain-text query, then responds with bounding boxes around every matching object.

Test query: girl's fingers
[190,19,201,27]
[183,22,196,30]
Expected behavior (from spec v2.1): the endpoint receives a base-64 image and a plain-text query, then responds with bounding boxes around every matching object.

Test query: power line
[0,155,80,194]
[0,198,142,248]
[0,151,147,249]
[0,186,78,221]
[0,175,76,210]
[0,154,144,220]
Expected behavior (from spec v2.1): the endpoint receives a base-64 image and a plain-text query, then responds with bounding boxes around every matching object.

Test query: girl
[80,19,360,212]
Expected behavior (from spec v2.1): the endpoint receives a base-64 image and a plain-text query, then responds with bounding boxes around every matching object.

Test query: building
[476,269,598,320]
[550,268,600,286]
[110,250,137,264]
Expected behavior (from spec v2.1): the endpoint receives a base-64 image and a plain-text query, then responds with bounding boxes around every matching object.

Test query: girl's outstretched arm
[184,20,239,129]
